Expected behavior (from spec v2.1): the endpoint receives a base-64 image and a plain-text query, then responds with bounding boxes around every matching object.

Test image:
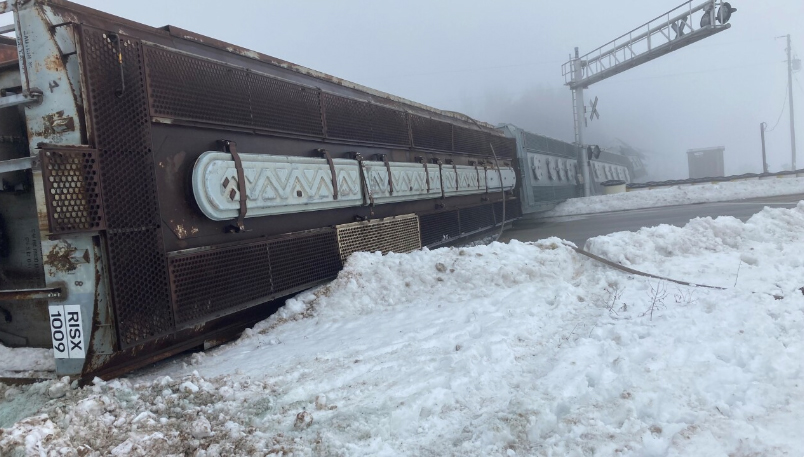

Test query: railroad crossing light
[700,5,713,27]
[717,2,737,24]
[586,145,602,160]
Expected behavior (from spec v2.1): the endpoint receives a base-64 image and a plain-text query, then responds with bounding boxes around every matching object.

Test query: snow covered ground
[2,203,804,456]
[544,177,804,217]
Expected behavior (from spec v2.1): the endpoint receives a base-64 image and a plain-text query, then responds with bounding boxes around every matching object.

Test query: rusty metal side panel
[0,43,16,64]
[78,25,174,348]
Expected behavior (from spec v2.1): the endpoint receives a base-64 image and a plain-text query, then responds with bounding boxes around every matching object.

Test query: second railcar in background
[500,124,636,213]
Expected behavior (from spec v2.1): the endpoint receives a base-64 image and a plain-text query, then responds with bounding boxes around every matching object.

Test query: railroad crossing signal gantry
[563,0,736,196]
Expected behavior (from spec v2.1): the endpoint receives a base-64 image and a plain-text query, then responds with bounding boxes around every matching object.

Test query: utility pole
[785,34,797,170]
[760,122,768,173]
[571,47,591,197]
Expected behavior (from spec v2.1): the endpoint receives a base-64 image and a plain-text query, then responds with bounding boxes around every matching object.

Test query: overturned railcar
[500,124,634,213]
[0,0,520,378]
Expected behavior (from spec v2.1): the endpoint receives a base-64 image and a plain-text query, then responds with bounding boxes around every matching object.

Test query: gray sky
[6,1,804,178]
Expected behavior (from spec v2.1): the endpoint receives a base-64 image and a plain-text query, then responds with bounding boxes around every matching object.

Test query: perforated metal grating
[370,103,411,146]
[140,44,507,151]
[493,200,521,224]
[489,135,516,159]
[410,115,453,151]
[145,46,252,126]
[459,204,495,234]
[419,210,460,247]
[83,30,161,229]
[169,243,273,325]
[268,231,342,292]
[453,126,488,155]
[81,26,174,347]
[106,229,173,346]
[337,215,421,263]
[39,149,105,233]
[144,46,324,136]
[167,230,341,327]
[523,131,576,158]
[250,72,323,136]
[323,93,373,142]
[323,94,409,146]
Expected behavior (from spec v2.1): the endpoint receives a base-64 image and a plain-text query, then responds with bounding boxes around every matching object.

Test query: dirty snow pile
[2,204,804,456]
[544,177,804,216]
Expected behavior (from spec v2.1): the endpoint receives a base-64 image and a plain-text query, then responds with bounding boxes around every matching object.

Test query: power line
[766,86,788,133]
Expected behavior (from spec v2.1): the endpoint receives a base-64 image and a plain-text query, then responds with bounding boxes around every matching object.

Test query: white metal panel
[192,151,363,221]
[442,164,485,196]
[485,167,517,191]
[530,155,545,181]
[361,161,442,204]
[526,153,577,187]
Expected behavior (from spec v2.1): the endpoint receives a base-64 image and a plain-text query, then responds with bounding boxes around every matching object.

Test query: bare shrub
[641,281,667,320]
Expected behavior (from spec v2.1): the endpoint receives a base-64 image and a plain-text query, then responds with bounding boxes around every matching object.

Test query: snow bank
[2,205,804,456]
[0,343,54,378]
[544,177,804,217]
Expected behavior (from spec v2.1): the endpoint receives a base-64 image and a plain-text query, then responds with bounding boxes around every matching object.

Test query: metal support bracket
[452,160,459,191]
[108,33,126,98]
[0,91,43,110]
[417,156,431,193]
[0,287,64,301]
[220,140,247,232]
[381,154,394,195]
[0,157,35,174]
[433,158,445,199]
[318,148,339,200]
[354,152,374,207]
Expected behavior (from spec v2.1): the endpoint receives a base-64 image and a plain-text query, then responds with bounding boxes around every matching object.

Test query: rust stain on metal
[0,287,62,301]
[45,242,79,275]
[41,111,76,136]
[44,54,63,72]
[0,44,16,64]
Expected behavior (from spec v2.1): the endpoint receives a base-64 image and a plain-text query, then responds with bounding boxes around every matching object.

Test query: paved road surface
[501,194,804,248]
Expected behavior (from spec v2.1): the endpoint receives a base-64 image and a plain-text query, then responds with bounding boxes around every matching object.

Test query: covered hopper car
[502,124,636,213]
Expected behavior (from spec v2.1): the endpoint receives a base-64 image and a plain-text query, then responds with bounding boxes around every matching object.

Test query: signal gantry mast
[563,0,737,196]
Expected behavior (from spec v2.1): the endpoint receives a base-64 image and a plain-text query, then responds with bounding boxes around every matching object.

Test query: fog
[5,0,802,180]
